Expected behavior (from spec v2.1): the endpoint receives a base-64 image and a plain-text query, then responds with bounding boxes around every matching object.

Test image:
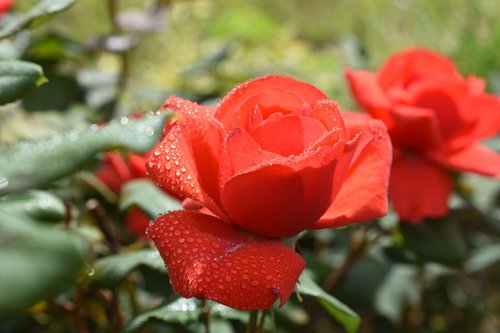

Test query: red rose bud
[146,75,392,310]
[346,48,500,222]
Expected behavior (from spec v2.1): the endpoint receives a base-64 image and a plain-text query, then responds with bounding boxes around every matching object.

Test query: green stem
[246,311,259,333]
[200,300,211,333]
[256,309,268,333]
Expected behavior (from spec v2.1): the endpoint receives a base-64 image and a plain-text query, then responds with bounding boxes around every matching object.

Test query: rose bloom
[346,48,500,222]
[0,0,12,15]
[95,152,154,238]
[146,75,392,310]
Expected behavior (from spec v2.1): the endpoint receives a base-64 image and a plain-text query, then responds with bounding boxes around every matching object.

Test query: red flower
[95,152,152,238]
[0,0,12,15]
[346,48,500,222]
[146,75,392,309]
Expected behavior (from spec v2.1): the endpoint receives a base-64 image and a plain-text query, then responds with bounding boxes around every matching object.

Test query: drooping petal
[147,96,227,219]
[220,128,355,238]
[427,144,500,177]
[344,70,393,125]
[312,116,392,229]
[216,75,327,129]
[389,153,453,222]
[147,211,305,310]
[389,105,442,150]
[377,48,460,90]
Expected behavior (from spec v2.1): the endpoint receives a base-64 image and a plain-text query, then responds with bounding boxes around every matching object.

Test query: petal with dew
[313,117,392,229]
[147,211,305,310]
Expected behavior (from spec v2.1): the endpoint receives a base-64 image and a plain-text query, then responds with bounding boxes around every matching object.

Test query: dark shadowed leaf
[90,249,166,288]
[0,113,168,193]
[0,60,46,105]
[0,0,76,40]
[0,209,87,312]
[297,271,360,333]
[400,219,467,267]
[120,179,182,218]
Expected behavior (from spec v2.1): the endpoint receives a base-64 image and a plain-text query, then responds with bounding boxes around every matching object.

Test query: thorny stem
[323,227,377,292]
[63,198,72,228]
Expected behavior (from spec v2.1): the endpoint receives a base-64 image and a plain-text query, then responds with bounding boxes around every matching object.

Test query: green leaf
[0,60,46,105]
[90,249,166,288]
[465,244,500,273]
[400,218,467,267]
[120,179,182,218]
[297,271,360,333]
[0,113,169,193]
[124,298,247,332]
[0,0,76,40]
[374,265,420,323]
[0,190,66,223]
[0,209,87,312]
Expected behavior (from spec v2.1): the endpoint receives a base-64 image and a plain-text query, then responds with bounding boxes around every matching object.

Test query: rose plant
[146,75,392,310]
[345,48,500,222]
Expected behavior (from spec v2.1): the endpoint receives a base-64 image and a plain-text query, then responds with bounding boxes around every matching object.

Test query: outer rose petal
[427,144,500,177]
[344,70,393,125]
[377,48,460,90]
[147,211,305,310]
[389,153,453,222]
[147,96,227,219]
[126,207,150,239]
[216,75,328,128]
[312,116,392,229]
[127,154,149,178]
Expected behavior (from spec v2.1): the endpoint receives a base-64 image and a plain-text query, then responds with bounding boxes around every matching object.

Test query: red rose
[95,152,152,238]
[346,48,500,222]
[146,75,392,310]
[0,0,12,15]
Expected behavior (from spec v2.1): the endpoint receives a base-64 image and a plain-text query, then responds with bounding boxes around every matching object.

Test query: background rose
[346,48,500,222]
[146,75,392,310]
[0,0,12,15]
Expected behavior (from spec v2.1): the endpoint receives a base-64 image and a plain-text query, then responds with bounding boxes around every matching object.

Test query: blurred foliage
[0,0,499,333]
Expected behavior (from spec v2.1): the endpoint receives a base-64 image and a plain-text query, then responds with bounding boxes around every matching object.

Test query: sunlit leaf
[0,113,169,193]
[297,271,360,333]
[120,179,182,218]
[0,209,87,312]
[91,249,166,288]
[465,244,500,273]
[0,60,46,105]
[0,0,76,40]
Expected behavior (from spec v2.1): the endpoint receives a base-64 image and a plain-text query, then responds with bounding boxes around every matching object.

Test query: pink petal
[147,211,305,310]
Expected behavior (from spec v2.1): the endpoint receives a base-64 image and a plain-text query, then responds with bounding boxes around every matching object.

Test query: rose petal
[216,75,327,128]
[147,211,305,310]
[310,99,348,133]
[389,153,453,222]
[344,70,393,126]
[377,48,460,90]
[220,132,353,238]
[147,96,226,218]
[389,105,442,150]
[252,114,327,156]
[427,144,500,177]
[126,207,151,239]
[127,153,149,178]
[96,152,133,193]
[312,117,392,229]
